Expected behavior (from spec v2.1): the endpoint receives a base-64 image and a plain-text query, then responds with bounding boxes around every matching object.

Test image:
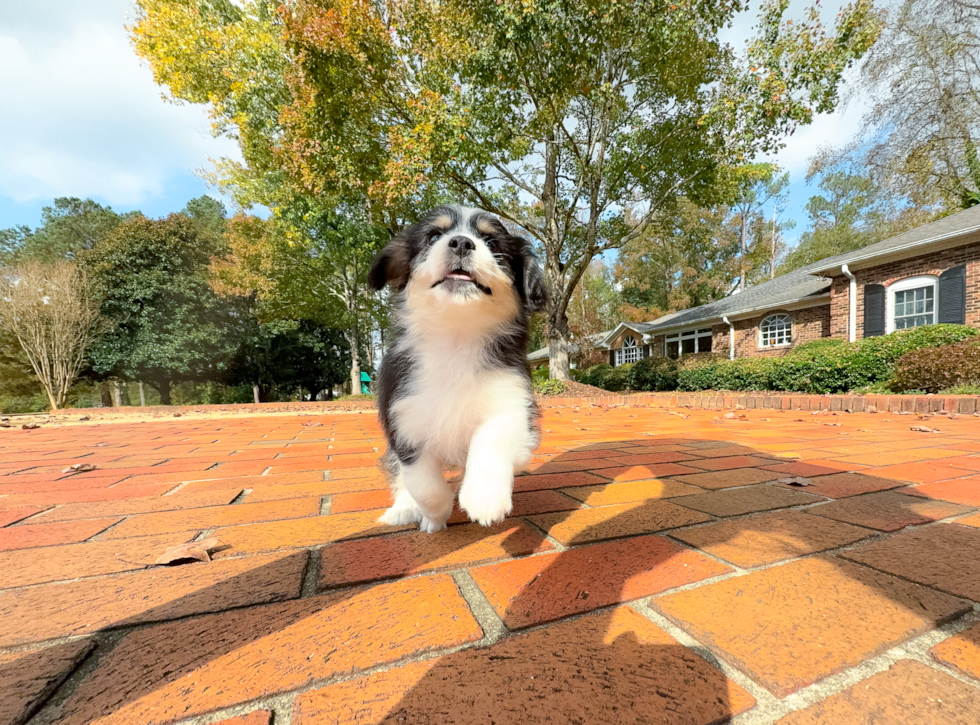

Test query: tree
[0,260,105,410]
[728,166,790,289]
[133,0,882,379]
[616,198,741,314]
[566,261,621,365]
[0,198,132,264]
[857,0,980,208]
[84,214,240,404]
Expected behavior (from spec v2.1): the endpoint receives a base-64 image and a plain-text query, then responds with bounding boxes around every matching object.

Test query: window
[614,335,644,366]
[759,314,792,348]
[886,276,938,332]
[664,328,712,359]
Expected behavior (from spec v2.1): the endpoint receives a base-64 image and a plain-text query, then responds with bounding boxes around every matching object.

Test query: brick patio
[3,404,980,724]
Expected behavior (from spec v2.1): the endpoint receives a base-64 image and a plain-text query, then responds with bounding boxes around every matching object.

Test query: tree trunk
[112,379,123,407]
[325,387,334,401]
[44,387,59,411]
[739,213,748,292]
[99,382,113,408]
[348,328,362,395]
[158,377,172,406]
[253,384,261,404]
[138,381,147,407]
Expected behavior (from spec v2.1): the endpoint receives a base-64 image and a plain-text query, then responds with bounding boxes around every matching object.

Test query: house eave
[638,293,831,342]
[813,227,980,277]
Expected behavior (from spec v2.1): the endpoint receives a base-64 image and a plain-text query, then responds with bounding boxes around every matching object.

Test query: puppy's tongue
[446,271,474,281]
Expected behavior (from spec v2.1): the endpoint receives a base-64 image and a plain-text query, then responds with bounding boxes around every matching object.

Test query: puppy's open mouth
[433,269,492,295]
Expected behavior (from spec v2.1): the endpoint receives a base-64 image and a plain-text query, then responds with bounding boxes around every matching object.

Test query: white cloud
[0,1,239,206]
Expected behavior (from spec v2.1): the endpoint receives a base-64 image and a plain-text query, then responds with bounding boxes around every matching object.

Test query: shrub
[602,363,633,391]
[627,356,679,391]
[890,337,980,393]
[580,364,613,388]
[533,378,568,395]
[674,324,979,394]
[531,365,550,385]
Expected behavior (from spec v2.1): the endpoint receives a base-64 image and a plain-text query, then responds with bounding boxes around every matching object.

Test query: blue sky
[1,0,872,245]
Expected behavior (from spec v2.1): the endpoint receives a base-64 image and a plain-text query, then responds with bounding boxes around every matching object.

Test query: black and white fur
[368,205,547,533]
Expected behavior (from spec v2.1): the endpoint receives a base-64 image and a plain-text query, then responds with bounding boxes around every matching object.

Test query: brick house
[528,204,980,368]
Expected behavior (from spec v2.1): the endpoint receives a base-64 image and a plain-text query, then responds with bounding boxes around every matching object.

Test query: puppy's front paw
[419,515,448,534]
[458,484,513,527]
[379,501,422,526]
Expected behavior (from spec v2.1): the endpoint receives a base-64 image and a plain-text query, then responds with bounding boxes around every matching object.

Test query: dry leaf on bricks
[155,537,222,565]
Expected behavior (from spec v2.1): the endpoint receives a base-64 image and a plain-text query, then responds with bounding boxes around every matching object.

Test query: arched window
[615,335,643,365]
[759,313,792,348]
[887,275,938,332]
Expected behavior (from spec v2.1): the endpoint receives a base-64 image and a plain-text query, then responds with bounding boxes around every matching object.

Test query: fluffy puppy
[368,205,547,533]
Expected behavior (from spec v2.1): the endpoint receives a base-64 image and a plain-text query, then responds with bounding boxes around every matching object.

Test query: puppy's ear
[519,241,548,313]
[368,234,412,291]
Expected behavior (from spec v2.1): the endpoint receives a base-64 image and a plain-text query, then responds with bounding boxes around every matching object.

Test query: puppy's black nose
[448,236,475,252]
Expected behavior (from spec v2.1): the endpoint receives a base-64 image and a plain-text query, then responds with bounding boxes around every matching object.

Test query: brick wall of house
[704,306,831,359]
[830,239,980,339]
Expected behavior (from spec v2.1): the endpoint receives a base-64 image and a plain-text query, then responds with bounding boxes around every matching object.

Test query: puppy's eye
[427,231,442,245]
[483,236,498,252]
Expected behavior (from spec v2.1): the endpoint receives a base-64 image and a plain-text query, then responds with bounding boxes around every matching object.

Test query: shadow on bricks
[3,437,978,725]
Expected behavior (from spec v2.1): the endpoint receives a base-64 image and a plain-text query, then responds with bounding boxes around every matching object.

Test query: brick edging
[537,392,980,414]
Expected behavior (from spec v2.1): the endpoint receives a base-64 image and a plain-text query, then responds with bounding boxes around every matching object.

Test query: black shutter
[864,284,886,337]
[938,265,967,325]
[609,350,616,366]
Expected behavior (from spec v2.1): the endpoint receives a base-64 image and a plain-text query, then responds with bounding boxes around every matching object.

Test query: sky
[0,0,874,244]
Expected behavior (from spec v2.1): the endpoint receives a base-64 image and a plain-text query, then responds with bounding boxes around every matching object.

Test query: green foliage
[531,365,550,385]
[580,364,613,389]
[675,325,980,393]
[533,379,567,396]
[83,213,240,403]
[626,357,679,392]
[890,337,980,393]
[1,198,132,264]
[602,364,634,392]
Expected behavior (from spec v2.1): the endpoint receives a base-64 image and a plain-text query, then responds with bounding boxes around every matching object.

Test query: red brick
[135,471,322,491]
[669,467,782,490]
[0,533,196,589]
[670,510,872,568]
[31,490,241,523]
[0,517,119,551]
[559,478,703,506]
[931,622,980,682]
[319,520,552,588]
[842,524,980,600]
[600,452,697,466]
[674,485,824,517]
[654,557,970,697]
[243,478,384,502]
[864,461,967,484]
[212,711,271,725]
[471,535,731,628]
[293,607,755,725]
[529,458,618,475]
[0,484,174,509]
[330,489,390,513]
[512,471,607,492]
[808,491,971,531]
[590,462,702,481]
[0,640,94,725]
[685,455,772,471]
[527,500,709,545]
[0,507,45,527]
[762,461,848,477]
[905,477,980,506]
[0,551,307,647]
[775,471,906,498]
[213,509,413,557]
[101,498,320,540]
[51,575,481,725]
[777,660,980,724]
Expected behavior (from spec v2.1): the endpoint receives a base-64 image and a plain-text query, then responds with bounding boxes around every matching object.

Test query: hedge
[578,324,980,394]
[891,336,980,393]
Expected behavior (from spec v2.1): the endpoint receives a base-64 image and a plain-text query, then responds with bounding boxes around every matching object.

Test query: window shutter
[609,350,616,366]
[938,265,967,325]
[864,284,886,337]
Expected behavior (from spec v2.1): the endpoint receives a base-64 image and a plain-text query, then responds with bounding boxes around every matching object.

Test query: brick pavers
[3,405,980,723]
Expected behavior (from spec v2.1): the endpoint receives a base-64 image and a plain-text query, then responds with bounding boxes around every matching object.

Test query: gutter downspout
[842,264,856,343]
[722,316,735,360]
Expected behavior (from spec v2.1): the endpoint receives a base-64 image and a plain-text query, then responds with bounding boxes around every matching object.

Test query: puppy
[368,205,547,533]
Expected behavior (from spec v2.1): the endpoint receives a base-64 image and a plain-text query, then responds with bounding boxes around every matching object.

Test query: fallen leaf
[779,476,813,487]
[824,422,841,427]
[21,423,39,430]
[155,537,222,565]
[910,426,932,433]
[61,463,98,474]
[723,412,736,419]
[78,415,90,421]
[173,412,182,417]
[89,441,109,447]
